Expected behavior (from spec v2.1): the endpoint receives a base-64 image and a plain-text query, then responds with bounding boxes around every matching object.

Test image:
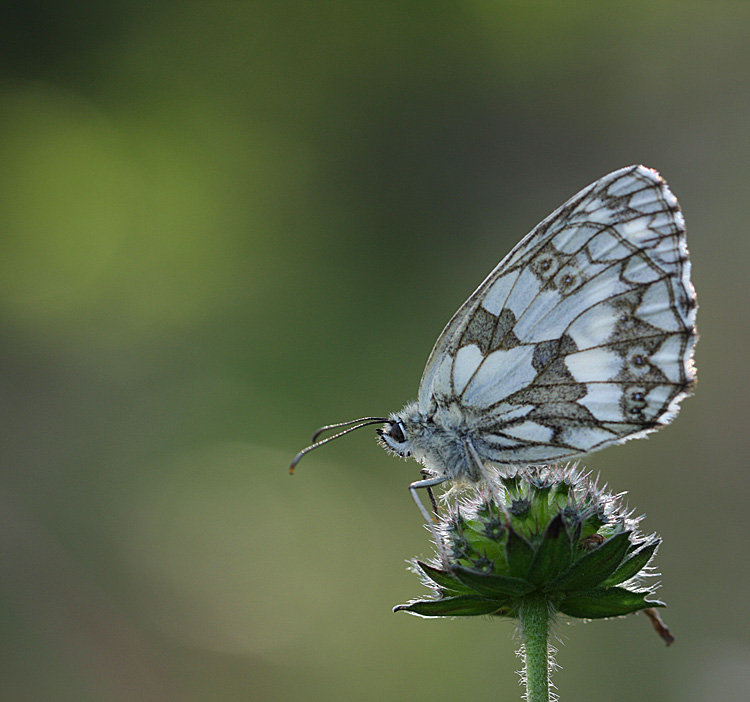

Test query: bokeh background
[1,2,748,701]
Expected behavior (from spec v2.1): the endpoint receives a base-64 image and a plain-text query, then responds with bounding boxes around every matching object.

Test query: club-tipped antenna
[289,417,388,475]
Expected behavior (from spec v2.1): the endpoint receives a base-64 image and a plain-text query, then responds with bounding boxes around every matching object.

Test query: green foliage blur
[1,3,748,701]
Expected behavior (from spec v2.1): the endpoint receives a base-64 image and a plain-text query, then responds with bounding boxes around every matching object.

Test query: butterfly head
[375,403,472,481]
[376,419,412,458]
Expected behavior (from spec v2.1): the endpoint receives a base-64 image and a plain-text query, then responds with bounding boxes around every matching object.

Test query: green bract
[394,464,664,620]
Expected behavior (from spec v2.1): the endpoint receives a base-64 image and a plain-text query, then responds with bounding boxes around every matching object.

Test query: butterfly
[291,165,697,528]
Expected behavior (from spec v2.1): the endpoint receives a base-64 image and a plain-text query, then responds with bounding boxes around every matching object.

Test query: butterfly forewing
[417,165,696,464]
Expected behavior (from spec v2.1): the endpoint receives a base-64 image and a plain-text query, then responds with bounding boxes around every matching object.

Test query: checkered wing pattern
[417,165,697,463]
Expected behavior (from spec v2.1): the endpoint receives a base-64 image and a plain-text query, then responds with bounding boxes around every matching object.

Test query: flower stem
[519,595,551,702]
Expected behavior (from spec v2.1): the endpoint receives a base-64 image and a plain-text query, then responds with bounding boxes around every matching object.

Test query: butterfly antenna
[310,417,388,443]
[289,417,388,475]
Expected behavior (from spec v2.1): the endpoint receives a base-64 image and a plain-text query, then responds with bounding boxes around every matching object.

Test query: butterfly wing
[418,165,697,464]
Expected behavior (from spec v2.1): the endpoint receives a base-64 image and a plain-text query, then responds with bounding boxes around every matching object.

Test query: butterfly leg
[409,474,450,567]
[421,468,440,516]
[463,439,510,522]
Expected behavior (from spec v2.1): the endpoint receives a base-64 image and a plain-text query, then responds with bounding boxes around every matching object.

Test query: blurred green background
[1,2,747,701]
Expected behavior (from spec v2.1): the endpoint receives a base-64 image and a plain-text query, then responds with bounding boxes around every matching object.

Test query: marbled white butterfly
[291,165,697,520]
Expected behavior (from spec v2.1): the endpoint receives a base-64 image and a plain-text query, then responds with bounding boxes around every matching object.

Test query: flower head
[395,464,665,622]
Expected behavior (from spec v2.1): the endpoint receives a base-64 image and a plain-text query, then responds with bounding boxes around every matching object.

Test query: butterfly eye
[390,422,406,443]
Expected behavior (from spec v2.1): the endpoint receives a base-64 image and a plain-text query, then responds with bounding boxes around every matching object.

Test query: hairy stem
[519,595,551,702]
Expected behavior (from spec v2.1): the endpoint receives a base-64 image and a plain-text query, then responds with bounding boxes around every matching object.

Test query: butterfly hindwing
[417,165,696,463]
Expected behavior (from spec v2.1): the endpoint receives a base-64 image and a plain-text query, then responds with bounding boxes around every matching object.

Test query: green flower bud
[395,464,666,623]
